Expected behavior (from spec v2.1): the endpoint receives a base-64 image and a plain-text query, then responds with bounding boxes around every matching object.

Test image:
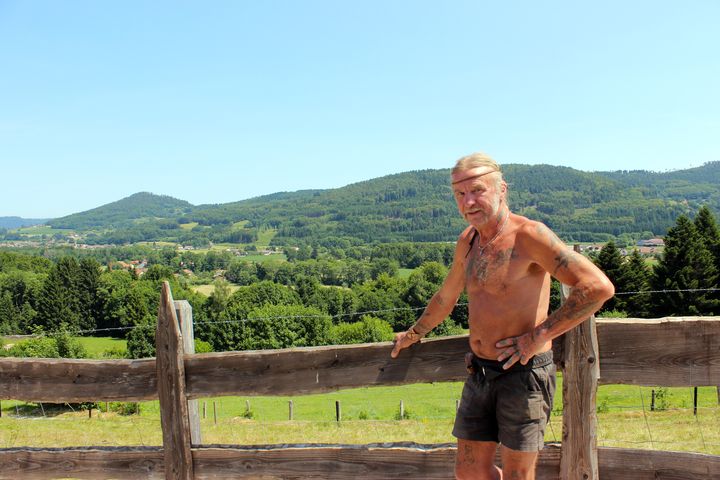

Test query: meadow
[1,375,717,454]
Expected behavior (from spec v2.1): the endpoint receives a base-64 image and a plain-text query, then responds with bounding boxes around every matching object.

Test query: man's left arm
[496,223,615,369]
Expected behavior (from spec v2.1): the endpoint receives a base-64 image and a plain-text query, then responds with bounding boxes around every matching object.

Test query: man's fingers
[495,338,514,348]
[390,335,405,358]
[496,347,514,362]
[502,351,521,370]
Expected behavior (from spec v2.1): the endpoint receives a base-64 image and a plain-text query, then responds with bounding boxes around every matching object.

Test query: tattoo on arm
[553,250,576,275]
[542,285,599,337]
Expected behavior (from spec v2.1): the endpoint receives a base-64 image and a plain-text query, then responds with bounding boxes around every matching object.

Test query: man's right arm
[390,232,468,358]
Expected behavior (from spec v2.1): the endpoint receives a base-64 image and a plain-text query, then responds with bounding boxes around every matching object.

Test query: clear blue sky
[1,1,718,218]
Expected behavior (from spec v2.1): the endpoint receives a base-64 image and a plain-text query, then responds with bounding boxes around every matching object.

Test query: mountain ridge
[7,161,720,246]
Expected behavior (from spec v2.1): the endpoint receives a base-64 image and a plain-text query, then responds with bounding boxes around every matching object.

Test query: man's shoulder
[457,225,476,243]
[511,215,558,246]
[510,214,545,235]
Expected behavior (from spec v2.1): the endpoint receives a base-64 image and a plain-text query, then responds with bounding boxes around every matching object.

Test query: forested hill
[49,192,194,229]
[38,162,720,246]
[0,217,48,229]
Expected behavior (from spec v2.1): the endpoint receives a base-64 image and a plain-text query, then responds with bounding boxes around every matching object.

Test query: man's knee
[502,465,534,480]
[455,463,501,480]
[455,439,501,480]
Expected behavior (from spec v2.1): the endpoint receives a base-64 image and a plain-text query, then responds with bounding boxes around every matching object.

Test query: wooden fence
[0,281,719,479]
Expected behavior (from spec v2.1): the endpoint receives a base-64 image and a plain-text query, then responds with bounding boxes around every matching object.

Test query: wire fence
[1,385,718,454]
[6,286,720,341]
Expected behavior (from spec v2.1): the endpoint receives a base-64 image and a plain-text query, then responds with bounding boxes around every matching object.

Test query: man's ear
[500,180,508,195]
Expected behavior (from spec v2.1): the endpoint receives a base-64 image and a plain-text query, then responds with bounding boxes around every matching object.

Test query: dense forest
[3,162,717,247]
[2,206,720,360]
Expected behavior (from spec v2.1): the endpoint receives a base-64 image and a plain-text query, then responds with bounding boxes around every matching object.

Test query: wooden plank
[0,357,156,402]
[1,445,716,479]
[1,318,718,403]
[0,446,165,480]
[559,281,599,480]
[183,335,470,399]
[598,447,720,479]
[155,282,193,480]
[175,300,201,446]
[597,317,720,386]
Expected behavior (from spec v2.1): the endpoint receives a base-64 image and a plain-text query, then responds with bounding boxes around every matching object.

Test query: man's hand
[390,329,422,358]
[495,331,545,369]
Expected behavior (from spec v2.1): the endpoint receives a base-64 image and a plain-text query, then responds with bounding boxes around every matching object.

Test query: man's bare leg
[455,439,502,480]
[499,445,539,480]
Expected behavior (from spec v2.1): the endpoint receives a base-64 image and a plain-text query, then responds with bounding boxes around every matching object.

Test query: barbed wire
[7,285,720,339]
[613,287,720,296]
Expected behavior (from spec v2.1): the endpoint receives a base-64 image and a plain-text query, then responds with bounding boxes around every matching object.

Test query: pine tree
[693,206,720,306]
[76,258,101,333]
[651,215,718,316]
[35,257,82,331]
[616,249,651,317]
[594,241,623,312]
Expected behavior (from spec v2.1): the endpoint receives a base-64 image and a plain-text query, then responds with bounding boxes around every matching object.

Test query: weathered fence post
[289,400,294,420]
[559,246,600,480]
[175,300,201,446]
[156,282,194,480]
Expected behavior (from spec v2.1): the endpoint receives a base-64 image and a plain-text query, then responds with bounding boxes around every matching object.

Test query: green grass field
[1,378,717,453]
[397,268,415,279]
[255,228,277,247]
[75,337,127,357]
[191,284,241,296]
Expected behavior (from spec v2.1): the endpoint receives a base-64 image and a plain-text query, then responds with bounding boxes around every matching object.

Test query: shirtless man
[390,153,614,480]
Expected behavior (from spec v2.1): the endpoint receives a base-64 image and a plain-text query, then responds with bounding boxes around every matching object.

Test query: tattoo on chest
[466,247,516,283]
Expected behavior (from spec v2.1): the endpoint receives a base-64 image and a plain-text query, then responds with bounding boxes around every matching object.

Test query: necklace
[475,211,509,256]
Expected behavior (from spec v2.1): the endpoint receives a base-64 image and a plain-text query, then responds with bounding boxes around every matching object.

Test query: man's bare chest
[463,243,532,293]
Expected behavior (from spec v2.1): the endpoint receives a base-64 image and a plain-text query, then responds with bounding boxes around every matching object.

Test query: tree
[615,249,651,317]
[205,278,232,319]
[329,315,394,345]
[594,241,623,312]
[651,215,718,316]
[237,304,331,351]
[35,257,82,331]
[0,291,19,335]
[694,206,720,300]
[76,258,102,332]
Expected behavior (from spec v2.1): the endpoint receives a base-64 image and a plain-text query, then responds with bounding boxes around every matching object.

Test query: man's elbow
[595,276,615,303]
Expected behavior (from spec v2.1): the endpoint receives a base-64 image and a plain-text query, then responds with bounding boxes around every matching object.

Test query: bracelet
[406,326,423,342]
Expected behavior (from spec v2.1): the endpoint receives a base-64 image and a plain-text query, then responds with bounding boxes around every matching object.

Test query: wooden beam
[0,446,165,479]
[559,280,599,480]
[1,319,718,403]
[598,447,720,479]
[183,335,470,399]
[0,357,156,403]
[155,282,193,480]
[175,300,201,446]
[1,445,716,480]
[597,317,720,386]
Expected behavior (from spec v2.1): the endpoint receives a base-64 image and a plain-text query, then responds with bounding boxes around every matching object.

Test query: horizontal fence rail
[1,444,718,480]
[2,318,719,403]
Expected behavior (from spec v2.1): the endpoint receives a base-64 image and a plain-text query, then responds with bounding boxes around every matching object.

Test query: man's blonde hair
[452,152,501,175]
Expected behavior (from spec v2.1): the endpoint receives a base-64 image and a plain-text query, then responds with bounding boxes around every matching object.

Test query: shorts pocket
[527,391,545,420]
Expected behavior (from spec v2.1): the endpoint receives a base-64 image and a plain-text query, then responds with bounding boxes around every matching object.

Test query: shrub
[194,339,213,353]
[329,316,394,345]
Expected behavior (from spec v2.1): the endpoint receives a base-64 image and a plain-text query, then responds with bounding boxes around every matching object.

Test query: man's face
[451,167,506,228]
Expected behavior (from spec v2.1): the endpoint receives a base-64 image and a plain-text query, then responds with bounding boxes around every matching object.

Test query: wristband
[406,326,423,342]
